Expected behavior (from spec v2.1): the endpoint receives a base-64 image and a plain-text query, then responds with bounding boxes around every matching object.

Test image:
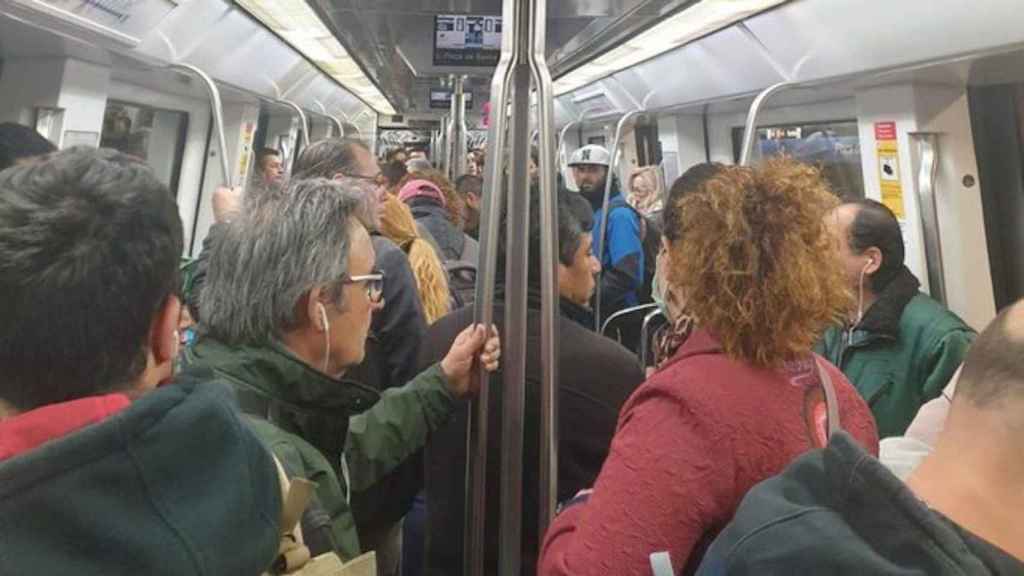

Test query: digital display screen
[430,89,474,110]
[434,14,501,67]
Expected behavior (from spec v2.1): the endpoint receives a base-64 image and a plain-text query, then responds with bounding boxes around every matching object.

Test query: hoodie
[697,432,1023,575]
[0,371,282,575]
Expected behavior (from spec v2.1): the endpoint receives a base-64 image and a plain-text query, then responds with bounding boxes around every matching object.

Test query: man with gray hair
[184,177,499,563]
[294,138,428,396]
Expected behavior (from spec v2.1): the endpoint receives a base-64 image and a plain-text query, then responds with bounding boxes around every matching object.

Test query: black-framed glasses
[345,172,382,183]
[343,271,384,304]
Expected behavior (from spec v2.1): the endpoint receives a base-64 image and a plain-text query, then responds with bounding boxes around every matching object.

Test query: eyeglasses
[343,271,384,304]
[345,172,382,183]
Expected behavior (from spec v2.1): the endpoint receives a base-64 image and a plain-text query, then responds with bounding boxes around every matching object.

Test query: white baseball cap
[568,145,611,167]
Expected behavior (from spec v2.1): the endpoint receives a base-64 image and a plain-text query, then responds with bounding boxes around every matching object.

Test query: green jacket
[816,268,974,438]
[182,336,457,561]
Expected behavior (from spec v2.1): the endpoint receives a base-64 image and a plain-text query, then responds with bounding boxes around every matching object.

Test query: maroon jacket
[538,329,879,576]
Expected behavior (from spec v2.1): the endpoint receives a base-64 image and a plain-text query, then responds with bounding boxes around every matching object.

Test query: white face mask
[652,270,670,319]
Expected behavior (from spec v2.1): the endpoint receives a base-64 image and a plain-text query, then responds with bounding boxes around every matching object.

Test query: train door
[969,84,1024,311]
[100,100,189,198]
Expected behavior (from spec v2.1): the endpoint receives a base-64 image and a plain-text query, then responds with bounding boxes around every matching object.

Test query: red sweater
[538,329,879,575]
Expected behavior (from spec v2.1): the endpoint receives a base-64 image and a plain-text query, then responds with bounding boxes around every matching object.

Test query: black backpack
[446,234,479,310]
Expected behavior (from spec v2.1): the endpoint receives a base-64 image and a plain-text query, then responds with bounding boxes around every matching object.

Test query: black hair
[847,198,904,292]
[0,148,183,411]
[381,159,408,188]
[496,186,591,288]
[663,162,725,242]
[0,122,57,172]
[455,174,483,199]
[957,302,1024,408]
[255,147,280,169]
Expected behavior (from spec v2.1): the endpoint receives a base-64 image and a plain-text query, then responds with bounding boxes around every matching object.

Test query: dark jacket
[697,432,1023,575]
[592,191,645,317]
[0,371,282,575]
[185,221,226,318]
[816,267,975,437]
[348,234,428,392]
[182,336,458,561]
[407,196,478,263]
[418,291,645,576]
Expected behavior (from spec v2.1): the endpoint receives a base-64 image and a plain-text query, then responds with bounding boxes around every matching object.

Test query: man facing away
[0,148,282,574]
[698,300,1024,575]
[818,199,974,437]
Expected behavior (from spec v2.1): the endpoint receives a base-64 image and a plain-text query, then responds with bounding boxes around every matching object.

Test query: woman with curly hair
[539,158,880,576]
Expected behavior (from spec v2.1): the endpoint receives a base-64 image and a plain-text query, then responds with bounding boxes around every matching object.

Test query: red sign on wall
[874,121,897,141]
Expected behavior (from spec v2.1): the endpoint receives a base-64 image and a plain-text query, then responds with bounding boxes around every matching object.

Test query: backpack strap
[813,357,842,440]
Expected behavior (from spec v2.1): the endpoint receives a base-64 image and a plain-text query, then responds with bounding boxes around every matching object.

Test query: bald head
[957,301,1024,410]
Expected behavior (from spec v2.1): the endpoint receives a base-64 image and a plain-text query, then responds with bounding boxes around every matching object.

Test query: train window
[731,120,865,200]
[100,100,188,197]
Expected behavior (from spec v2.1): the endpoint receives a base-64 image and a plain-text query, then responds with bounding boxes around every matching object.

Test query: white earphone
[317,303,331,373]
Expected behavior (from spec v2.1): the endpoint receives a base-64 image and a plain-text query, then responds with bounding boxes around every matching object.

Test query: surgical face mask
[652,269,670,319]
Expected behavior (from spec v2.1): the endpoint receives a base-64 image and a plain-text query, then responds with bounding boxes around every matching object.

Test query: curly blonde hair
[667,157,850,367]
[396,169,465,228]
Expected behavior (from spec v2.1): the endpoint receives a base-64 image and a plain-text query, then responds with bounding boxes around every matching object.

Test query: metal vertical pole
[594,108,643,331]
[466,0,517,572]
[451,75,469,180]
[277,99,311,148]
[499,0,532,571]
[912,132,947,304]
[526,0,560,536]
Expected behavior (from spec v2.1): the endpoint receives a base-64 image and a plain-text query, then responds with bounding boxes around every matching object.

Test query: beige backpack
[266,457,377,576]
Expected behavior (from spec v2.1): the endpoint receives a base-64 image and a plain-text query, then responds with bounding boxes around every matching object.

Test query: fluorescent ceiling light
[236,0,396,115]
[554,0,788,96]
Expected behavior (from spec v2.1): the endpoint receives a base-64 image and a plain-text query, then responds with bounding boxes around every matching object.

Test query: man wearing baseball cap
[568,144,645,325]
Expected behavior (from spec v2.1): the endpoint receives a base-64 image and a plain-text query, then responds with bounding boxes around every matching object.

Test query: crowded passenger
[378,189,451,324]
[0,148,282,574]
[420,185,644,576]
[396,169,478,264]
[699,301,1024,575]
[254,147,284,186]
[538,158,880,576]
[0,121,56,171]
[185,178,500,564]
[454,174,484,239]
[294,137,427,392]
[568,144,645,321]
[627,165,664,217]
[818,199,975,436]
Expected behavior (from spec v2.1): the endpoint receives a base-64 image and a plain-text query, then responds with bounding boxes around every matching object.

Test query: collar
[496,284,593,327]
[184,337,380,417]
[856,266,921,337]
[0,393,131,460]
[658,327,723,370]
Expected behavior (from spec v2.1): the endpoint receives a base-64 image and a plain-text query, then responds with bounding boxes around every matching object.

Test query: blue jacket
[593,194,645,314]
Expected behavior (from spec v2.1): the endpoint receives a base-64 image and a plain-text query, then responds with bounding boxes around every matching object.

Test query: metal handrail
[277,99,311,149]
[639,308,666,369]
[168,63,233,188]
[600,303,660,336]
[738,81,795,166]
[593,105,646,331]
[313,100,344,138]
[466,0,518,571]
[911,132,947,304]
[525,0,560,536]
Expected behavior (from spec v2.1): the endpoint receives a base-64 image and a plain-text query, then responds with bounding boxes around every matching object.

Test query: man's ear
[305,286,329,332]
[152,295,182,365]
[864,246,883,277]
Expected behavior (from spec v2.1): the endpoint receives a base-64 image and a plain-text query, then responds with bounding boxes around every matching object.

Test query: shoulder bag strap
[814,357,842,440]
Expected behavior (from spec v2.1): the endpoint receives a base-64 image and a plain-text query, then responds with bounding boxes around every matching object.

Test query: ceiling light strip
[553,0,789,96]
[235,0,396,115]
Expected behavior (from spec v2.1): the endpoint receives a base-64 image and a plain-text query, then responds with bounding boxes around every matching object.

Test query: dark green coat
[816,268,974,438]
[182,337,457,561]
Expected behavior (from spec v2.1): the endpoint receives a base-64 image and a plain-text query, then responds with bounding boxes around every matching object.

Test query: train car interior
[3,0,1024,574]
